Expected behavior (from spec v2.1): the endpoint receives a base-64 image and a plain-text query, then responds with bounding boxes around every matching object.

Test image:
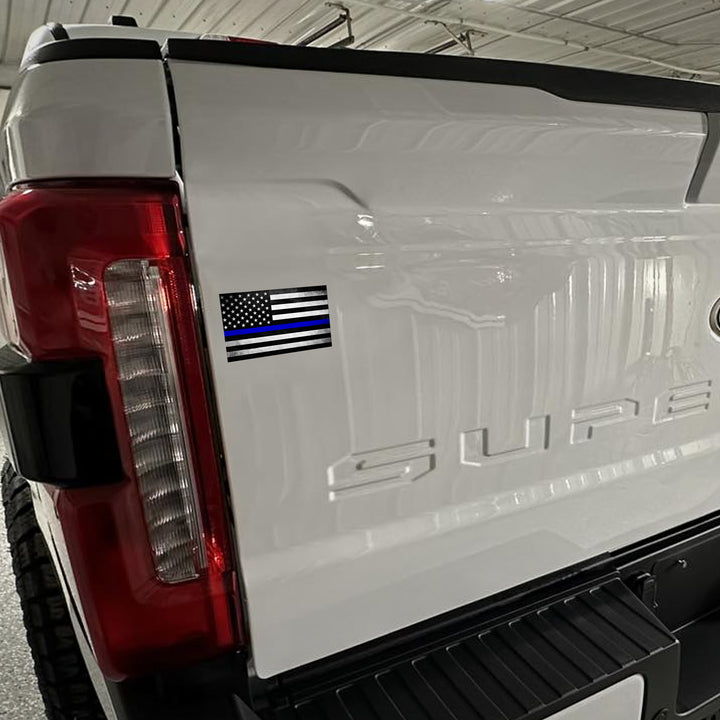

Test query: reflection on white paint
[171,61,720,676]
[248,431,720,586]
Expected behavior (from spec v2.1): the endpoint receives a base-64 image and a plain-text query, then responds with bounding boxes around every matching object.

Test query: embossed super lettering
[459,379,712,468]
[329,380,713,496]
[570,399,639,444]
[461,416,550,467]
[653,381,712,424]
[327,440,435,501]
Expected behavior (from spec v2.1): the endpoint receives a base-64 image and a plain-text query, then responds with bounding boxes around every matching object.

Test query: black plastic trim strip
[270,556,616,700]
[165,39,720,113]
[687,113,720,202]
[0,345,122,487]
[614,504,720,569]
[107,653,257,720]
[46,22,69,41]
[111,15,139,27]
[269,576,678,720]
[24,38,162,67]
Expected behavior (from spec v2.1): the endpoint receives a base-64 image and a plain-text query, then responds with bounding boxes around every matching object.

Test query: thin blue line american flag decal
[220,286,331,362]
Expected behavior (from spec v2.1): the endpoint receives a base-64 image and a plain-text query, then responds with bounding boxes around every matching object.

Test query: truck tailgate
[167,43,720,678]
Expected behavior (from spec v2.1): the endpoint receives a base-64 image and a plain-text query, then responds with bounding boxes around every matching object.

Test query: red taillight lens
[0,184,239,679]
[199,33,274,44]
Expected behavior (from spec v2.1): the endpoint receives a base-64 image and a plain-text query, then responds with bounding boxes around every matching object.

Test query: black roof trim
[165,38,720,113]
[110,15,139,27]
[46,23,69,41]
[24,38,162,67]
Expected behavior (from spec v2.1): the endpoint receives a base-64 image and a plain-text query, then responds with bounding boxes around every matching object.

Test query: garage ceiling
[2,0,720,86]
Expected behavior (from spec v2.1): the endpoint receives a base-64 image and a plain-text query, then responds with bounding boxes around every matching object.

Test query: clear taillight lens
[105,259,205,583]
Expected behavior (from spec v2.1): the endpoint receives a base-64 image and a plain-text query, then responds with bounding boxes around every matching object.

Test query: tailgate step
[270,578,678,720]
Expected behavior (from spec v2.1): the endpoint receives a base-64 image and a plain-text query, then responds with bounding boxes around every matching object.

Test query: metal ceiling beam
[298,3,354,48]
[348,0,720,77]
[513,3,720,48]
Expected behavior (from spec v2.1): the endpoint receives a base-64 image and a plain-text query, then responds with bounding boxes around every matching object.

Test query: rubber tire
[1,461,106,720]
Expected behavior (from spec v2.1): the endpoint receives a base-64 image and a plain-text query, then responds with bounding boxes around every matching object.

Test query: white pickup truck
[3,17,720,720]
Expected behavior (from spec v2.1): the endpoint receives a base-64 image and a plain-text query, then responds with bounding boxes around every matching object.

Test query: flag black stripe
[226,331,331,352]
[270,301,329,310]
[221,285,327,299]
[271,310,330,321]
[269,286,327,295]
[227,340,332,362]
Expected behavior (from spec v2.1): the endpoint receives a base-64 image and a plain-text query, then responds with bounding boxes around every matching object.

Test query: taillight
[105,260,205,583]
[0,184,240,679]
[198,33,274,44]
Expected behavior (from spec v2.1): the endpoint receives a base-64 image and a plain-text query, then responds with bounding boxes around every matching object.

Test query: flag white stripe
[226,328,330,348]
[227,337,330,357]
[272,309,330,320]
[270,299,328,310]
[270,290,327,301]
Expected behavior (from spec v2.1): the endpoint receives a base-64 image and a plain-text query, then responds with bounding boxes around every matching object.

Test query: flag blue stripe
[224,319,330,338]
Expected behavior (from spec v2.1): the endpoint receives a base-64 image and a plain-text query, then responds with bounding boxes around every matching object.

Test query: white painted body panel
[169,60,720,678]
[545,676,644,720]
[0,59,175,190]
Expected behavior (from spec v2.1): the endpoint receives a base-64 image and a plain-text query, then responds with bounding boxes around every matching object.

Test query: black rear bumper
[268,573,676,720]
[107,508,720,720]
[258,508,720,720]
